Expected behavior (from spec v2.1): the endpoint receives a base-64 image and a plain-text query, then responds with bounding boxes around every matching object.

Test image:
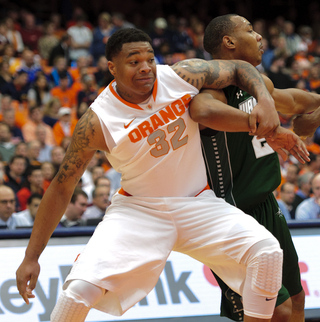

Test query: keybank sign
[0,235,319,322]
[0,244,223,322]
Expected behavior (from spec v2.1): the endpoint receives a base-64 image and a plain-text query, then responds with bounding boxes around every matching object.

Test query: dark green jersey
[200,86,281,212]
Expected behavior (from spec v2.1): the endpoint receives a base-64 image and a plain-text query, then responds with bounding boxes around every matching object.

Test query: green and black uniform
[200,86,302,321]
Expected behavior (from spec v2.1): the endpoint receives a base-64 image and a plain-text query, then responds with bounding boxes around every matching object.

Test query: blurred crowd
[1,3,320,230]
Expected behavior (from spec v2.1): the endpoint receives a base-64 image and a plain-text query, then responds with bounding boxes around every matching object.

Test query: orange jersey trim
[118,184,210,197]
[108,79,158,110]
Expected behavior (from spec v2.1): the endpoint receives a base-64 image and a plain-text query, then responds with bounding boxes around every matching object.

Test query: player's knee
[241,238,283,319]
[272,298,292,322]
[50,280,105,322]
[245,238,283,297]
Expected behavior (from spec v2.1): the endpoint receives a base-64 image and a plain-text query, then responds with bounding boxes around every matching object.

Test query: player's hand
[292,113,319,137]
[249,98,279,138]
[266,126,310,164]
[16,257,40,304]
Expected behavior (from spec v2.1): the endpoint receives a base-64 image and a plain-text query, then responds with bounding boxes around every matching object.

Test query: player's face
[108,42,156,104]
[230,16,263,67]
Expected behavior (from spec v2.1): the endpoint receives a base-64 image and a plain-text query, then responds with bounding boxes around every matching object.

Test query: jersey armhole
[90,108,116,152]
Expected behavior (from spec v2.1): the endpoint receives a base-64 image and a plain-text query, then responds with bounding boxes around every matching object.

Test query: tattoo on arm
[173,59,267,97]
[172,59,234,89]
[57,110,96,184]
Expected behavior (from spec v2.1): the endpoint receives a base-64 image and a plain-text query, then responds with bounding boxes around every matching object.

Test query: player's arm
[292,106,320,137]
[262,74,320,115]
[16,108,108,304]
[189,89,251,132]
[171,59,279,137]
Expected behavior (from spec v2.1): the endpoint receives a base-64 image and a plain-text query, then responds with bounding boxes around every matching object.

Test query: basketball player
[190,14,320,322]
[16,28,308,322]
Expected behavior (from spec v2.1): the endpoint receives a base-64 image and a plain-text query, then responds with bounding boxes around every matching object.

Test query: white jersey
[91,64,206,197]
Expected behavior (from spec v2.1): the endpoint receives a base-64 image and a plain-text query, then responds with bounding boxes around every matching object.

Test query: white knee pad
[241,238,283,319]
[50,280,105,322]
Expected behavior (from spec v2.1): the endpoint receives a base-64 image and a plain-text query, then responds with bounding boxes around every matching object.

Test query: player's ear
[108,61,116,77]
[223,36,236,49]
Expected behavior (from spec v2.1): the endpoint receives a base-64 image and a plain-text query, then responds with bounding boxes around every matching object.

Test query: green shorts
[213,193,303,321]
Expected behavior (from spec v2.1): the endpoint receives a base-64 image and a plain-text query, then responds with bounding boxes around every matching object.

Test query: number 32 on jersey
[147,118,188,157]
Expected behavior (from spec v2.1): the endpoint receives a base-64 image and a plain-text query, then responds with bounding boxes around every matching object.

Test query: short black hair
[70,188,88,204]
[9,155,27,164]
[203,14,237,57]
[27,193,42,205]
[105,28,152,61]
[58,70,68,79]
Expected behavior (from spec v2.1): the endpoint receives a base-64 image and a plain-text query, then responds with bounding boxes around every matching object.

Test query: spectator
[171,18,193,53]
[149,17,173,59]
[27,73,51,108]
[0,20,9,55]
[105,166,121,196]
[17,49,42,85]
[67,14,93,63]
[52,107,77,146]
[82,185,111,222]
[0,122,16,162]
[2,43,22,75]
[26,140,41,166]
[1,70,30,102]
[66,6,93,30]
[42,97,60,128]
[35,124,53,162]
[22,106,56,145]
[280,20,302,56]
[277,182,296,220]
[5,17,24,54]
[95,176,111,191]
[292,171,314,217]
[298,25,316,52]
[69,55,89,84]
[19,12,42,52]
[82,165,105,202]
[261,38,275,71]
[90,12,113,65]
[48,34,72,67]
[14,142,28,158]
[77,74,97,108]
[3,155,27,193]
[41,161,55,191]
[110,12,135,34]
[81,153,100,195]
[267,56,297,89]
[308,62,320,92]
[38,21,59,61]
[2,109,24,143]
[94,56,114,88]
[49,56,73,88]
[50,145,65,174]
[50,13,66,40]
[0,59,13,90]
[0,185,29,229]
[50,70,77,109]
[296,173,320,219]
[15,192,42,227]
[16,165,43,211]
[59,188,88,227]
[284,163,300,187]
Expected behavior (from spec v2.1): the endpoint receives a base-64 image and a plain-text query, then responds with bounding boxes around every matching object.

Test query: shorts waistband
[118,184,210,197]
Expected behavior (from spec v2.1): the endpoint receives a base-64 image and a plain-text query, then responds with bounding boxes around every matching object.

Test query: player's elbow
[189,96,213,124]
